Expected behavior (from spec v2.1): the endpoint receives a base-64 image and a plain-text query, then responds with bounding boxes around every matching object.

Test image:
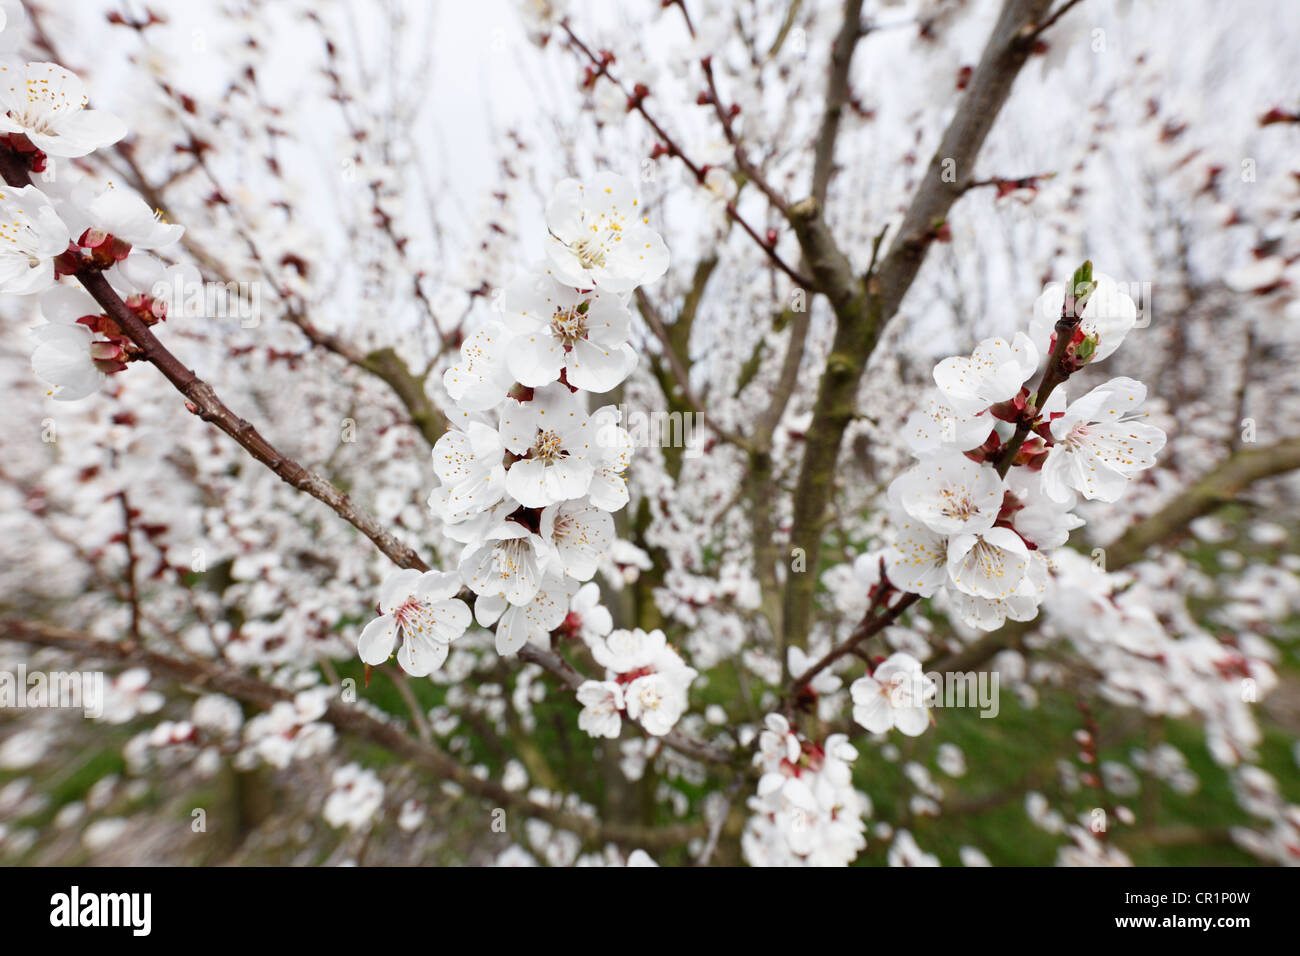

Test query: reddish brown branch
[559,19,813,289]
[787,591,921,693]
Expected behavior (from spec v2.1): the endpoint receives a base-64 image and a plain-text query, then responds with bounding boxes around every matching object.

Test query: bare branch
[811,0,866,207]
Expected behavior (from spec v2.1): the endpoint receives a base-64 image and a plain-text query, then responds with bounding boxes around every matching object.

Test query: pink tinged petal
[357,615,399,665]
[378,568,423,613]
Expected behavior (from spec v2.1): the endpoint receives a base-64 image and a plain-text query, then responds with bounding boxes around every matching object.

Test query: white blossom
[430,422,508,522]
[503,269,636,392]
[540,496,614,581]
[474,572,574,654]
[932,333,1038,415]
[0,62,126,157]
[889,451,1004,536]
[357,569,471,676]
[498,383,596,508]
[0,184,70,295]
[850,653,935,737]
[1041,377,1167,502]
[543,171,668,293]
[576,680,624,738]
[459,518,553,606]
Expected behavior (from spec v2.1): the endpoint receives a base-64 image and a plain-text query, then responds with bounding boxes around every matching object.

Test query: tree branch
[0,618,702,850]
[781,0,1055,651]
[1102,436,1300,570]
[1,149,727,776]
[811,0,866,207]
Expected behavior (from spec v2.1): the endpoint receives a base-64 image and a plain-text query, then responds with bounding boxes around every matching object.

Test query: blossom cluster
[883,268,1166,634]
[741,714,868,866]
[357,172,692,735]
[577,627,698,737]
[0,59,191,401]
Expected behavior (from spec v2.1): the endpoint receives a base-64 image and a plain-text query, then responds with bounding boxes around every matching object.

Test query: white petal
[357,615,398,666]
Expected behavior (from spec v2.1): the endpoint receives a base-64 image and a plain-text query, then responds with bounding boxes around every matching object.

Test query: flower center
[970,540,1006,579]
[533,428,565,462]
[938,488,979,522]
[491,539,529,577]
[636,683,663,710]
[1065,423,1092,448]
[572,237,607,269]
[9,108,57,136]
[549,304,589,346]
[392,598,430,631]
